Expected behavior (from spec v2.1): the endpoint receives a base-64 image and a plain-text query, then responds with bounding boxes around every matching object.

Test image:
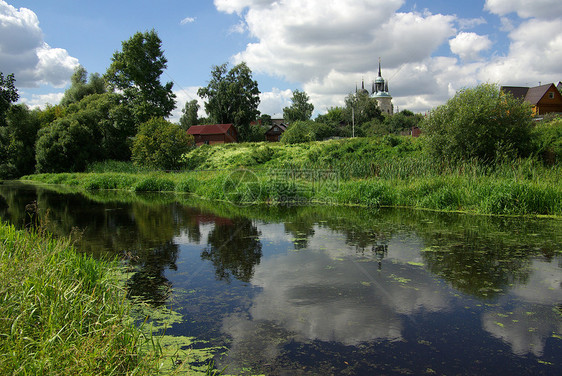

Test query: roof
[187,124,234,135]
[524,84,554,105]
[501,84,557,105]
[500,86,529,100]
[266,123,287,134]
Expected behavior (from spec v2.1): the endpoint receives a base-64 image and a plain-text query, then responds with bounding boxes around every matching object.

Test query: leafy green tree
[344,90,384,128]
[0,105,41,178]
[60,65,106,106]
[35,93,136,172]
[197,62,260,141]
[105,30,176,126]
[1,73,19,127]
[131,117,193,170]
[179,99,199,130]
[422,83,533,162]
[258,113,272,126]
[280,120,330,144]
[283,89,314,123]
[315,106,349,137]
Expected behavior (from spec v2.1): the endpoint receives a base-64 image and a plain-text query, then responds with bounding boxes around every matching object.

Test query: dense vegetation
[0,222,161,374]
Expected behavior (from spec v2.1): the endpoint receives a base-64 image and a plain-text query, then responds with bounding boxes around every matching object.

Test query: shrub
[132,118,193,170]
[422,83,533,163]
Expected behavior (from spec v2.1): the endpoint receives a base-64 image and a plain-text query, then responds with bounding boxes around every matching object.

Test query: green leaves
[422,83,534,163]
[131,117,193,170]
[104,30,176,125]
[198,62,260,142]
[283,89,314,123]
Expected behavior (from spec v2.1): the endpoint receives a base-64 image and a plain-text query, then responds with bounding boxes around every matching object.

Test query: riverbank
[0,222,165,374]
[21,137,562,217]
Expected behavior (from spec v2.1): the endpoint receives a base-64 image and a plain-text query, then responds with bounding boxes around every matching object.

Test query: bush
[532,117,562,165]
[422,83,533,163]
[131,117,193,170]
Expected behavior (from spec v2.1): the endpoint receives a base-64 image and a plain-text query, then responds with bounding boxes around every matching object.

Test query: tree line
[2,29,559,178]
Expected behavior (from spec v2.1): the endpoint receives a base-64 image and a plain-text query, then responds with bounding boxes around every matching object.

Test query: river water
[1,181,561,375]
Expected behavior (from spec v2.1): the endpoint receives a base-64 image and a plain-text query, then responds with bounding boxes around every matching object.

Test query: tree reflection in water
[201,218,262,283]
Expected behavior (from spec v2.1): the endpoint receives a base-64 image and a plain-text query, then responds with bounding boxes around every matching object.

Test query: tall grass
[0,222,162,375]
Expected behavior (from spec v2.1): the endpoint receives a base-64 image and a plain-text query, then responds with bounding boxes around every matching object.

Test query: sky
[1,0,561,121]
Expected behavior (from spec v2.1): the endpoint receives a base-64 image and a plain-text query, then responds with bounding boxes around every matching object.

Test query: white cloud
[169,86,205,123]
[449,32,493,61]
[217,0,457,113]
[457,16,487,30]
[228,20,246,34]
[19,92,65,109]
[485,0,562,20]
[0,1,78,88]
[258,87,292,116]
[180,16,196,25]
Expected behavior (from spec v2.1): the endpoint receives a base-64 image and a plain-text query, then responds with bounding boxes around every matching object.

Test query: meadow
[22,136,562,217]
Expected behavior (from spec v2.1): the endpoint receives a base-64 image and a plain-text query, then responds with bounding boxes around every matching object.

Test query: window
[549,92,555,99]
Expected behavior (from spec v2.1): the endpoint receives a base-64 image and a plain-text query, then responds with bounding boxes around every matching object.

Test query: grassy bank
[0,222,166,374]
[21,137,562,217]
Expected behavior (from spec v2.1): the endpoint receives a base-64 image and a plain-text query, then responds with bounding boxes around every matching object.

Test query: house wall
[194,133,236,146]
[534,87,562,115]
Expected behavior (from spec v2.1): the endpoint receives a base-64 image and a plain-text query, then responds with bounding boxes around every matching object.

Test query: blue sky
[2,0,561,120]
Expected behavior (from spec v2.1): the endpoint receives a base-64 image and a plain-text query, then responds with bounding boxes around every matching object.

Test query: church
[356,59,394,115]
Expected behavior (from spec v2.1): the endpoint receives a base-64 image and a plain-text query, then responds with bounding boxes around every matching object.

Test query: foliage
[422,83,534,163]
[197,62,260,141]
[0,104,41,178]
[283,89,314,123]
[105,29,176,126]
[35,93,135,173]
[0,222,161,374]
[179,99,200,130]
[315,106,351,137]
[280,120,330,144]
[0,72,19,126]
[131,117,193,170]
[60,65,106,106]
[344,90,384,129]
[532,116,562,164]
[258,113,273,126]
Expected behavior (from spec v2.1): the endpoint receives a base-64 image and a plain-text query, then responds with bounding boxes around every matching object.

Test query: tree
[283,89,314,123]
[197,62,260,142]
[315,106,349,137]
[422,83,533,162]
[344,90,384,128]
[104,30,176,126]
[179,99,199,130]
[0,104,41,178]
[280,120,330,144]
[131,117,193,170]
[1,73,19,127]
[60,65,106,106]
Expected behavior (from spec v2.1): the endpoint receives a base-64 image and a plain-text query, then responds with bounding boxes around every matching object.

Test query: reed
[0,222,161,375]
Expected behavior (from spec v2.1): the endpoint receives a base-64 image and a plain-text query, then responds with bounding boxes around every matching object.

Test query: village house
[187,123,237,146]
[265,123,287,142]
[501,83,562,116]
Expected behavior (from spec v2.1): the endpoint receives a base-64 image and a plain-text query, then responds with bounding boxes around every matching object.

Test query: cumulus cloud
[216,0,458,114]
[19,92,65,109]
[0,1,78,88]
[449,32,493,61]
[485,0,562,20]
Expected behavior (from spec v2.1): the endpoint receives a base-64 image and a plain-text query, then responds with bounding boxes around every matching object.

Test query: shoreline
[19,168,562,218]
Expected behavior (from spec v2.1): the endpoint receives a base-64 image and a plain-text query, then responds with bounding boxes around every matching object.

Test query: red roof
[187,124,234,135]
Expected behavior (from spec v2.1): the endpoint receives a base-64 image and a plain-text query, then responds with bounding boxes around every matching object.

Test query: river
[1,181,561,375]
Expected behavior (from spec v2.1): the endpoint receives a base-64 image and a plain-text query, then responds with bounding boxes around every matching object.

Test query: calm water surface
[1,181,561,375]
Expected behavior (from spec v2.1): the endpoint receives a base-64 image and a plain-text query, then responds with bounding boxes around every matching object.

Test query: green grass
[0,222,163,375]
[20,136,562,217]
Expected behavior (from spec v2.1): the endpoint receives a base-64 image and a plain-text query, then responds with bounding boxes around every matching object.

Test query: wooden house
[501,83,562,116]
[265,123,287,142]
[187,124,237,146]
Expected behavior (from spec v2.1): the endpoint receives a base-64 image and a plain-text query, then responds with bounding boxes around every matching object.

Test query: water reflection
[202,218,262,283]
[1,181,561,374]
